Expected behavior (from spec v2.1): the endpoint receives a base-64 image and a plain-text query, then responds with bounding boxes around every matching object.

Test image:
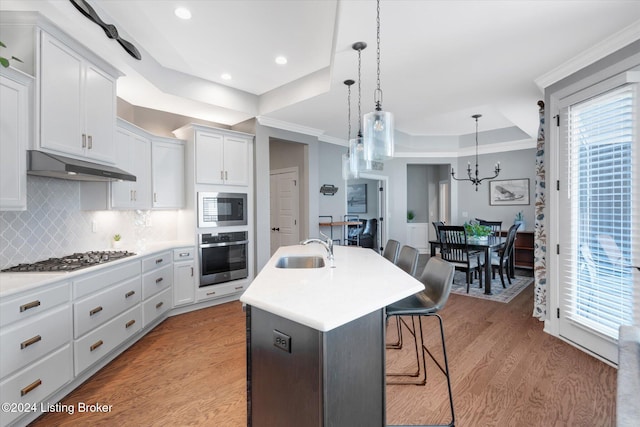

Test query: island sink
[275,255,325,269]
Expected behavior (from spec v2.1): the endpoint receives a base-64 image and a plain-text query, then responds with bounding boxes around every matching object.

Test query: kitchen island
[241,244,424,427]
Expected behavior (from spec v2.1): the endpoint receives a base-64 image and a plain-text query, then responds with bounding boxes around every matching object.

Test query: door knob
[275,227,280,231]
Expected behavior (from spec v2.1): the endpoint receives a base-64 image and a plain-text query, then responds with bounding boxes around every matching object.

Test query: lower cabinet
[143,288,172,327]
[196,280,248,303]
[0,345,73,426]
[74,306,142,375]
[173,247,195,307]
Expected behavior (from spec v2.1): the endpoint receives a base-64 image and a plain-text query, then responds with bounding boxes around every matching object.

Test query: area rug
[450,271,533,303]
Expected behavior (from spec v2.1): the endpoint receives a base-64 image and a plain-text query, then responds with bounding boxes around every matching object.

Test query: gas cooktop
[1,251,136,273]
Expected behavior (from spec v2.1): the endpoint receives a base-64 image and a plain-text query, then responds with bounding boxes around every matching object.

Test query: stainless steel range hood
[27,150,136,182]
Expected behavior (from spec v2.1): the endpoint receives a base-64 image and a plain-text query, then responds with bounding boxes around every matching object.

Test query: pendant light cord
[374,0,383,110]
[358,47,363,137]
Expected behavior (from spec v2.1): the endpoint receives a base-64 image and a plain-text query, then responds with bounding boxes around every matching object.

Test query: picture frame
[489,179,530,206]
[347,184,367,213]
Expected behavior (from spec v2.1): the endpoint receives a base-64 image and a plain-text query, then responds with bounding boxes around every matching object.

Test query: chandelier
[451,114,500,191]
[362,0,394,162]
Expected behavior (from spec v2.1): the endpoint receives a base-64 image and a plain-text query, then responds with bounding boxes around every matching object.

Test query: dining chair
[476,219,503,236]
[385,257,456,425]
[438,225,484,292]
[491,223,518,287]
[386,245,420,350]
[382,239,401,264]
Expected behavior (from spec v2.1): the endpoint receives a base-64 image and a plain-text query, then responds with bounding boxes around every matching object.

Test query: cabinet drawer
[142,251,171,273]
[73,260,140,299]
[142,264,172,299]
[0,304,71,378]
[173,247,194,261]
[0,281,70,327]
[74,305,142,375]
[0,344,72,427]
[196,281,247,302]
[142,287,171,327]
[73,276,142,339]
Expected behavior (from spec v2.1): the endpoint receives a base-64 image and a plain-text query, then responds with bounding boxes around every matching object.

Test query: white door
[557,76,639,365]
[270,169,299,255]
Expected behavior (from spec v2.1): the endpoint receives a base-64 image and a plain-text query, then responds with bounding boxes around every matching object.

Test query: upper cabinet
[174,124,253,187]
[0,67,33,211]
[38,32,117,164]
[111,120,152,210]
[152,137,185,209]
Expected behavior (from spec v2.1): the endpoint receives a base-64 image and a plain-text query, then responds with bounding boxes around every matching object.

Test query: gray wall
[455,148,536,231]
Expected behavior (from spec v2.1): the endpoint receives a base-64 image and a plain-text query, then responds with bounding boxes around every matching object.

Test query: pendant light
[341,79,356,180]
[363,0,394,162]
[451,114,501,191]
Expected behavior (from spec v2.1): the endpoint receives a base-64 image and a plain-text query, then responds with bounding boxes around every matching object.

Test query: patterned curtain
[533,101,547,319]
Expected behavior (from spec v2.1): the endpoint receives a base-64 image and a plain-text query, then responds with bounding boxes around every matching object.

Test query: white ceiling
[3,0,640,147]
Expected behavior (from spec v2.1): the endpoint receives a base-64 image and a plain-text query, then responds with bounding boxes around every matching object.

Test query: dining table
[429,235,507,295]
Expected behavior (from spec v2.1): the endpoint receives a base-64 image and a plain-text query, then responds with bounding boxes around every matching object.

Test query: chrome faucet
[301,232,334,262]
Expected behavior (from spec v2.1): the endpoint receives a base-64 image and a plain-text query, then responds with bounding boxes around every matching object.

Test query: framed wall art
[489,179,530,206]
[347,184,367,213]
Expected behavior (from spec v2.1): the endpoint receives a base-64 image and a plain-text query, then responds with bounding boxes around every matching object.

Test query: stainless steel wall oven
[199,231,248,286]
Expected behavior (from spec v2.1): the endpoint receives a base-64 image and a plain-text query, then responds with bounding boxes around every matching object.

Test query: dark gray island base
[246,305,385,426]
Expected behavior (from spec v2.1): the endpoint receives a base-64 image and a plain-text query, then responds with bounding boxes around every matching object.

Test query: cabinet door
[173,261,195,307]
[195,132,224,184]
[152,140,184,208]
[83,63,116,163]
[39,32,83,156]
[131,134,152,208]
[111,128,135,208]
[0,71,29,211]
[223,136,249,186]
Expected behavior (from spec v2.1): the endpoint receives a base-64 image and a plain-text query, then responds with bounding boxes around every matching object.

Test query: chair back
[502,223,519,261]
[396,245,420,276]
[383,239,400,263]
[432,221,444,242]
[477,219,502,235]
[419,257,455,311]
[438,225,471,264]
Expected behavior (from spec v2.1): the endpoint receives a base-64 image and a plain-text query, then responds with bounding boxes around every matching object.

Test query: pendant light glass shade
[348,136,364,178]
[363,109,394,161]
[342,152,355,180]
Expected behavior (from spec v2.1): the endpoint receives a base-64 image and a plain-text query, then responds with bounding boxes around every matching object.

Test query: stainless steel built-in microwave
[198,192,247,228]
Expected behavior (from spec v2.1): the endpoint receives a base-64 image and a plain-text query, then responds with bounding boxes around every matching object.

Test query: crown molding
[535,19,640,90]
[394,138,535,159]
[256,116,325,137]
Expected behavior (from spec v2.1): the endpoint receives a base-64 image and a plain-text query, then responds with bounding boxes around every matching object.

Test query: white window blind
[563,83,636,340]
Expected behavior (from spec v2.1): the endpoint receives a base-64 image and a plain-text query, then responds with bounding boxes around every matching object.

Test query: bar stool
[382,239,401,263]
[386,245,420,350]
[386,257,456,426]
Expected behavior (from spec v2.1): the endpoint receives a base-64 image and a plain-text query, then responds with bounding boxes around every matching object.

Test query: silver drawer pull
[125,290,135,298]
[90,306,103,316]
[155,301,164,309]
[20,335,42,349]
[20,300,41,312]
[234,286,243,290]
[155,277,163,284]
[206,291,216,296]
[21,379,42,396]
[179,252,190,257]
[125,319,136,328]
[155,258,163,264]
[90,340,104,352]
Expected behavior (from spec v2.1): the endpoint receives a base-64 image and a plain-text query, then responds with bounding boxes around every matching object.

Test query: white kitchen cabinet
[38,31,117,164]
[173,247,195,307]
[173,124,253,187]
[111,121,151,209]
[196,280,248,303]
[142,287,172,327]
[0,67,32,211]
[152,138,185,209]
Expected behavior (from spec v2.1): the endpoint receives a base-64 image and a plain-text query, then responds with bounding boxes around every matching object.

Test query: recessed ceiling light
[221,73,232,80]
[174,7,192,20]
[275,56,287,65]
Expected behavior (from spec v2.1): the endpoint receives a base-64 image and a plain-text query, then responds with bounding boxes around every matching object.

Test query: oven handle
[199,240,249,248]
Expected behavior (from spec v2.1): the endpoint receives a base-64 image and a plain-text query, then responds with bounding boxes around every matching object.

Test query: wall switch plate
[273,330,291,353]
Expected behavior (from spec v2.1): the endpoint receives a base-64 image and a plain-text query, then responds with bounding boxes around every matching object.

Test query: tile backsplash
[0,176,181,269]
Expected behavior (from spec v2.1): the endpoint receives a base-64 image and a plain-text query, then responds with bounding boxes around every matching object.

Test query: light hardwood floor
[29,284,616,426]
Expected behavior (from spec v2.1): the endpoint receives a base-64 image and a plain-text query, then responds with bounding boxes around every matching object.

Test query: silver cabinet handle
[125,319,136,328]
[191,267,194,277]
[90,340,104,352]
[130,190,134,201]
[82,133,87,148]
[155,277,163,284]
[225,171,228,180]
[220,171,224,180]
[90,306,103,316]
[125,290,135,298]
[88,135,93,149]
[155,258,163,264]
[178,252,190,257]
[155,301,164,309]
[154,193,157,203]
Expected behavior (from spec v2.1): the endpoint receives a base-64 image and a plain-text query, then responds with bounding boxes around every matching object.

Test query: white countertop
[240,244,424,332]
[0,241,194,298]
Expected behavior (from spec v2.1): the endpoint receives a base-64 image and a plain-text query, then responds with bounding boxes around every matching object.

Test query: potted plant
[0,41,23,68]
[464,223,492,240]
[407,210,415,223]
[112,234,122,249]
[514,211,525,230]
